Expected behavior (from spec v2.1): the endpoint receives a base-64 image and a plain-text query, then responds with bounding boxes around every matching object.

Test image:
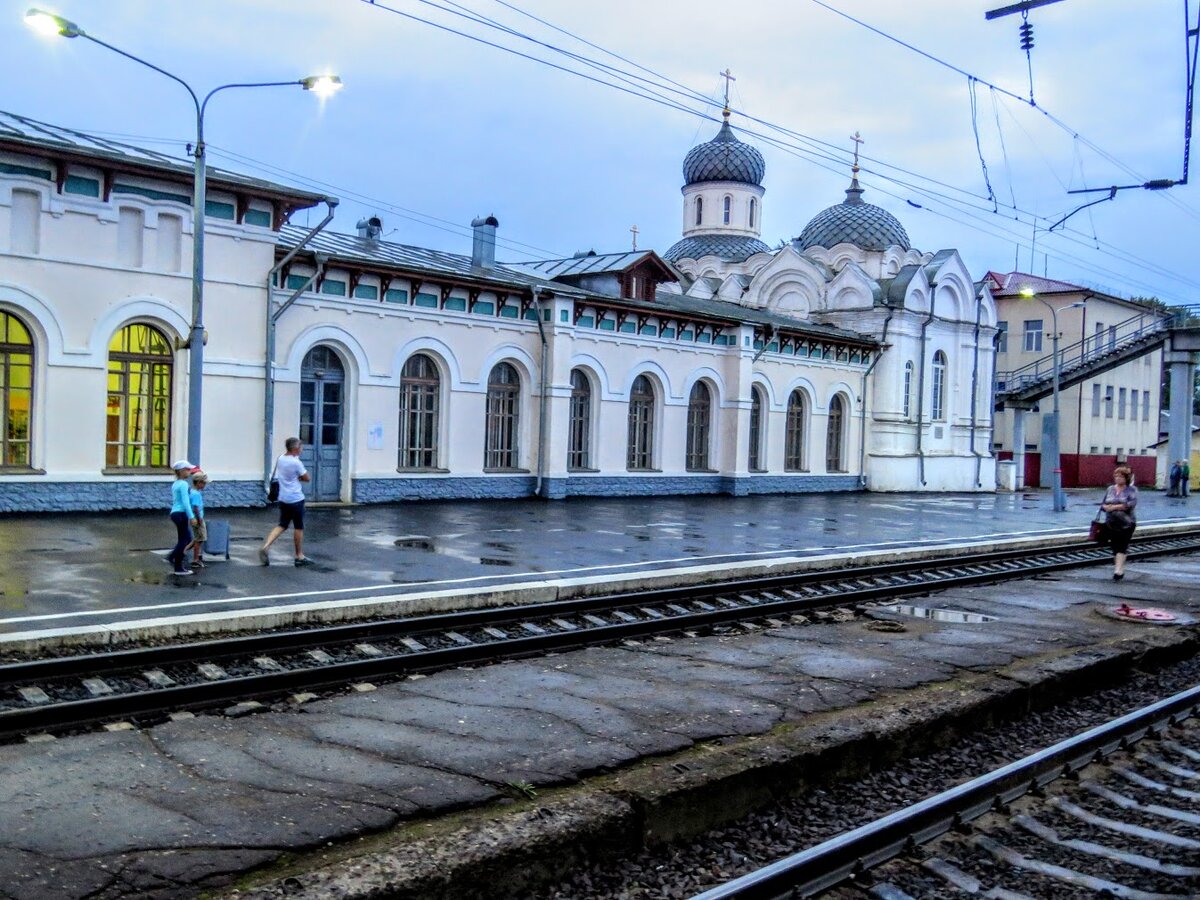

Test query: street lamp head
[300,74,343,97]
[24,8,80,37]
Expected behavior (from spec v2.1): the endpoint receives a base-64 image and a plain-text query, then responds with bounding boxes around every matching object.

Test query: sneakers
[258,548,270,566]
[191,559,206,569]
[172,568,193,576]
[294,557,315,568]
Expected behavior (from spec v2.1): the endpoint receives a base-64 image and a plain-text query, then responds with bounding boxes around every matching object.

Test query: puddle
[395,537,434,551]
[478,557,513,567]
[879,604,996,624]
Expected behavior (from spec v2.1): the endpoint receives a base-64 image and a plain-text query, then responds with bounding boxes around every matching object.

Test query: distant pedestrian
[185,470,209,568]
[1169,460,1182,497]
[168,459,197,576]
[1101,465,1138,581]
[259,437,313,567]
[1183,459,1192,498]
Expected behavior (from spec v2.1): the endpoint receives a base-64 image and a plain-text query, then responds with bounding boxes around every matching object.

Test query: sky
[4,0,1198,305]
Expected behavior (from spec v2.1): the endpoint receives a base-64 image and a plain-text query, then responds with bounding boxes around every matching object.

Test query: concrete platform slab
[0,552,1197,898]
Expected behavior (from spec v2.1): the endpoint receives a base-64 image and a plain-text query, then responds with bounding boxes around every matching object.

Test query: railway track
[693,682,1200,899]
[1,531,1198,743]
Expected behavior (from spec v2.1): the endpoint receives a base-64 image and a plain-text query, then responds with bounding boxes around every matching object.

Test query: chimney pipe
[356,216,383,240]
[471,215,498,268]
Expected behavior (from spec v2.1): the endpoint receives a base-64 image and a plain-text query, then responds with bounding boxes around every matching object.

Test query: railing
[996,304,1200,395]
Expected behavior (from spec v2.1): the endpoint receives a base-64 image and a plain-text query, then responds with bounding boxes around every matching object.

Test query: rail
[692,682,1200,899]
[2,530,1198,741]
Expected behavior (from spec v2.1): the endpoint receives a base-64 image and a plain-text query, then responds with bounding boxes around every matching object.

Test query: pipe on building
[532,290,550,498]
[915,285,938,486]
[969,293,985,488]
[857,311,893,489]
[263,198,338,492]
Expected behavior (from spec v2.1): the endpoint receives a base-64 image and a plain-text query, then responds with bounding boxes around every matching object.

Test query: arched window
[686,381,713,471]
[398,353,440,469]
[106,323,172,469]
[722,195,732,225]
[695,197,703,226]
[826,394,846,472]
[931,351,947,421]
[0,311,33,468]
[485,362,520,469]
[749,197,757,229]
[785,389,807,471]
[568,368,591,470]
[748,386,766,472]
[902,360,914,419]
[627,374,655,470]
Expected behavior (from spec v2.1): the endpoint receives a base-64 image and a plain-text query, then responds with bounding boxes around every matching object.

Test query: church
[0,104,996,511]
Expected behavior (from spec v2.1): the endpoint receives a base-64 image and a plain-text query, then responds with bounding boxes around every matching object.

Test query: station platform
[1,537,1198,899]
[0,490,1197,647]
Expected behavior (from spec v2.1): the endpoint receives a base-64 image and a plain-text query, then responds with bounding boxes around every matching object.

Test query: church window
[627,375,655,470]
[749,386,765,472]
[695,197,703,226]
[784,390,808,472]
[749,198,757,229]
[996,321,1008,353]
[568,369,591,470]
[686,381,713,471]
[106,323,172,469]
[484,362,520,470]
[0,311,34,468]
[931,351,947,422]
[826,394,846,472]
[902,361,914,419]
[722,195,732,225]
[398,353,440,469]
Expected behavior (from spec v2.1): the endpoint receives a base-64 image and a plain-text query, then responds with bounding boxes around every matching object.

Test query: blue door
[299,345,345,501]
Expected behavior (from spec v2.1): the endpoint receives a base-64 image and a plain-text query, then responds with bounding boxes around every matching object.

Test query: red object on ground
[1113,603,1177,622]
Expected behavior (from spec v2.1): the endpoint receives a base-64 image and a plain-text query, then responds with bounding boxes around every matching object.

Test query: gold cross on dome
[630,224,639,250]
[850,131,864,172]
[720,68,736,115]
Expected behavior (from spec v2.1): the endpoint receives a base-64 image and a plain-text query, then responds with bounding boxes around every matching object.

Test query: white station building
[0,107,997,511]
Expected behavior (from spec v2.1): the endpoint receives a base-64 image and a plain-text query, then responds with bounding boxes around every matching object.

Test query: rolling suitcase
[203,519,231,560]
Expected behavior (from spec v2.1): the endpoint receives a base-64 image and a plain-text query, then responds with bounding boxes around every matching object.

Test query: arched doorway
[299,345,345,500]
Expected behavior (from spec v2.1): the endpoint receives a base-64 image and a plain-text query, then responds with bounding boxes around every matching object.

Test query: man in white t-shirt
[259,436,314,567]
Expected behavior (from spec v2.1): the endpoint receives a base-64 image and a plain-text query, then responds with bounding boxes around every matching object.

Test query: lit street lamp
[25,8,342,466]
[1019,286,1084,512]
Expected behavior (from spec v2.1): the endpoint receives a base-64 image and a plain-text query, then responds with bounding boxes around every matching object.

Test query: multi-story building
[988,271,1165,487]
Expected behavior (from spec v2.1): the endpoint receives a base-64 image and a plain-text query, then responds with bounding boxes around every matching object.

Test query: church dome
[664,233,771,263]
[683,119,765,186]
[796,178,910,252]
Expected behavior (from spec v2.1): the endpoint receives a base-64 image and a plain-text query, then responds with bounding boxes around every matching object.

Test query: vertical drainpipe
[969,293,984,488]
[532,289,549,498]
[858,311,893,489]
[264,199,338,492]
[915,285,938,486]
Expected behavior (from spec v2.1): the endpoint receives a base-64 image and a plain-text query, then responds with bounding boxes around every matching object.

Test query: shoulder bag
[1088,501,1108,544]
[267,458,280,504]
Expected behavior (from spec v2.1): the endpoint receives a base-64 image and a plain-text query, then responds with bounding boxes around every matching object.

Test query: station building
[0,107,997,511]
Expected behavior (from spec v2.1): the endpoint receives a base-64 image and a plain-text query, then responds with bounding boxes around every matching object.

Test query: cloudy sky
[5,0,1197,304]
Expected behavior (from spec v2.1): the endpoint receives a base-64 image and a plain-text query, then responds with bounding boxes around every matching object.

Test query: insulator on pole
[1019,20,1035,51]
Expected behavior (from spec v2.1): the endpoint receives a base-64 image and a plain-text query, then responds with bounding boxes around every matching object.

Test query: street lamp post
[25,9,341,466]
[1020,287,1084,512]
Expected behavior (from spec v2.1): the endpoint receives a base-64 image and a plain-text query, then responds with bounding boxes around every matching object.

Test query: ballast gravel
[535,652,1200,899]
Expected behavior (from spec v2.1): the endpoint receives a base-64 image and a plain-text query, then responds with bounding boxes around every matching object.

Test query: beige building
[988,272,1165,487]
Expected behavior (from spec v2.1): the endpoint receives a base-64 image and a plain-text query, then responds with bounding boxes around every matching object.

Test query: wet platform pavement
[1,545,1198,899]
[0,490,1196,638]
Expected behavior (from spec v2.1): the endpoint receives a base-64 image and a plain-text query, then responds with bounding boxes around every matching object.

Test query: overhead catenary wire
[349,0,1199,298]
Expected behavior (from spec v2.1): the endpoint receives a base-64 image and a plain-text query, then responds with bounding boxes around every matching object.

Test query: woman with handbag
[1100,465,1138,581]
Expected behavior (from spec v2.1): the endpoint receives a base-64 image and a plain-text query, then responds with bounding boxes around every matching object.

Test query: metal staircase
[995,305,1200,408]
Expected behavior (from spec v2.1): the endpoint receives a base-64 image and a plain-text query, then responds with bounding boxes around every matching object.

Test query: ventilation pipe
[471,215,498,268]
[264,197,338,493]
[356,216,382,240]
